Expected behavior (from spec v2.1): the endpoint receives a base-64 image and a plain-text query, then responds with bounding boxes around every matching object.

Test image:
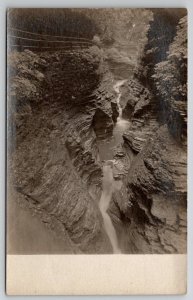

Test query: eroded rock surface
[8,48,116,253]
[109,11,187,254]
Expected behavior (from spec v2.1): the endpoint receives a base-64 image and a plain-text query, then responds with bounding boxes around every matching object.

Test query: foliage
[153,16,187,103]
[8,50,46,102]
[153,16,187,140]
[8,8,99,39]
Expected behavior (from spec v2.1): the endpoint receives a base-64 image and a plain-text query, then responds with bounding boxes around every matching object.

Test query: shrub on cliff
[81,46,103,66]
[7,50,48,146]
[153,16,187,101]
[153,16,187,140]
[8,49,46,103]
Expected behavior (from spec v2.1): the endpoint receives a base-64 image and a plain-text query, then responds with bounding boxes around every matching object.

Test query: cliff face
[8,47,117,253]
[110,11,187,253]
[153,16,187,142]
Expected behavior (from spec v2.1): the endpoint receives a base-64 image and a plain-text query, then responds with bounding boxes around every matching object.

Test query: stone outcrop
[111,99,119,123]
[121,78,157,153]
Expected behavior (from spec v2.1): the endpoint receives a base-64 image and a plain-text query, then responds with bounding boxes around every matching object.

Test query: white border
[1,1,193,299]
[6,255,187,295]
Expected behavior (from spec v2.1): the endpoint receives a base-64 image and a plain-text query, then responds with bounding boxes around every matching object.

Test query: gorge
[7,8,187,254]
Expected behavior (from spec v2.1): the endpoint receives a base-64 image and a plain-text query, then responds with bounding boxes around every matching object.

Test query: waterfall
[99,164,121,254]
[114,79,127,121]
[98,80,129,253]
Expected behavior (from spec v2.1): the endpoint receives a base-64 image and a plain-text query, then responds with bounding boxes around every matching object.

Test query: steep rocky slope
[7,47,117,254]
[109,11,187,253]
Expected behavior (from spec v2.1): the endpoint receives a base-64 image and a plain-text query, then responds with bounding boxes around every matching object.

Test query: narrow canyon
[7,8,187,254]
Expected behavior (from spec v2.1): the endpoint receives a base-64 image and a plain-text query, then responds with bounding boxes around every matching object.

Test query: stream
[99,162,121,253]
[98,80,130,160]
[98,80,130,253]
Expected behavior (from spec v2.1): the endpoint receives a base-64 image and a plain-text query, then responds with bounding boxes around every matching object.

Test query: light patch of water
[99,163,122,253]
[98,79,131,253]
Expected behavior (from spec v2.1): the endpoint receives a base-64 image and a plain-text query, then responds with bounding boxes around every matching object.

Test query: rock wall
[153,16,187,142]
[8,47,117,253]
[109,11,187,254]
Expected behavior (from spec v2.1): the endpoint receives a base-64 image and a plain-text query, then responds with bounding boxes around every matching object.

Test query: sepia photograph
[7,8,187,256]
